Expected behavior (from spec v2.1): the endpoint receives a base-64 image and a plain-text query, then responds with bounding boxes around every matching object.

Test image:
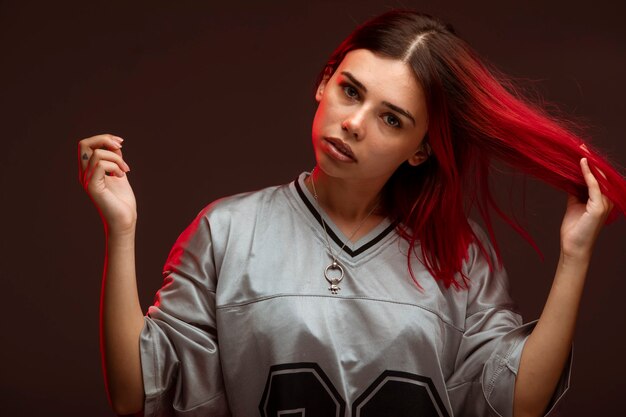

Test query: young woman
[77,10,625,417]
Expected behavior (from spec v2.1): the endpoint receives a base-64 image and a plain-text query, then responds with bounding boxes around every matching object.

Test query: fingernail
[114,136,124,142]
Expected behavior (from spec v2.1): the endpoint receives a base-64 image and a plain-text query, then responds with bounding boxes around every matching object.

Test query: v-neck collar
[292,172,397,258]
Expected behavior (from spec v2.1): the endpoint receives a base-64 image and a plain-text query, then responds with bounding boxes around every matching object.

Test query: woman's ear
[315,66,334,102]
[407,142,431,166]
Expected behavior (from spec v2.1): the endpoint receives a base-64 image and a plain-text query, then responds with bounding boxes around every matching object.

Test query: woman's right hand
[78,134,136,234]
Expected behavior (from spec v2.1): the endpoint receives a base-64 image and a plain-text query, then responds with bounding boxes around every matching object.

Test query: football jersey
[139,171,571,417]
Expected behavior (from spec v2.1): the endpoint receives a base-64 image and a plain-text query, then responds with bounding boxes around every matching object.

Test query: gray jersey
[139,172,571,417]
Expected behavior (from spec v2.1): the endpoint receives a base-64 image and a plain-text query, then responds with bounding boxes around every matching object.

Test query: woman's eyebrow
[341,70,416,126]
[341,71,368,92]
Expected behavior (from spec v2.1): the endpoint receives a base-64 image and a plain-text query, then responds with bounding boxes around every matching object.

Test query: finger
[78,134,124,178]
[88,148,130,174]
[580,158,602,201]
[84,159,127,190]
[580,158,614,218]
[78,133,123,155]
[81,148,130,188]
[79,135,123,181]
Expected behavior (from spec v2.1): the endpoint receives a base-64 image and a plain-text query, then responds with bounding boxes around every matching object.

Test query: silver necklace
[309,170,379,294]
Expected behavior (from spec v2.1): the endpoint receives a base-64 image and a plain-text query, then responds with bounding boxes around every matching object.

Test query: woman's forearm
[101,227,146,415]
[512,253,590,417]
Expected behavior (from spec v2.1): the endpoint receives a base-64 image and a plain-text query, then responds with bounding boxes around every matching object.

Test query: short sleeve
[139,206,231,416]
[446,226,571,417]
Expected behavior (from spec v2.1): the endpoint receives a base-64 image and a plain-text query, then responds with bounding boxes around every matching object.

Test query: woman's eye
[383,114,401,128]
[342,84,359,99]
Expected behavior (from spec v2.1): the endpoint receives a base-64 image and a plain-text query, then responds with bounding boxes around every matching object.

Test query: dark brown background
[1,0,624,415]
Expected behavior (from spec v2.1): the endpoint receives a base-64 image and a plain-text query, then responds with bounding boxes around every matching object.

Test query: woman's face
[312,48,429,184]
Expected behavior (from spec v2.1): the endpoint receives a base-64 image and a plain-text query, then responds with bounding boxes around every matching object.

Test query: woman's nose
[341,110,365,140]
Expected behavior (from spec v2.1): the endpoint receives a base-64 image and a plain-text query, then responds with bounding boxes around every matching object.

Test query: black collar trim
[294,177,397,257]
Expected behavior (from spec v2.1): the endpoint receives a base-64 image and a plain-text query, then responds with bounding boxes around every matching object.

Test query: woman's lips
[324,137,357,162]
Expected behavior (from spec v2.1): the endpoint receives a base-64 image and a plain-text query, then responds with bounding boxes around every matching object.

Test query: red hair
[316,10,626,288]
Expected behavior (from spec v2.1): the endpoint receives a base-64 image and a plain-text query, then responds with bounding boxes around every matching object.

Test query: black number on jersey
[259,363,450,417]
[258,363,346,417]
[352,370,450,416]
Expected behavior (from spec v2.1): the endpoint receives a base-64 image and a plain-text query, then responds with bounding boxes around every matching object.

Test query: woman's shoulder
[462,219,515,308]
[465,219,497,263]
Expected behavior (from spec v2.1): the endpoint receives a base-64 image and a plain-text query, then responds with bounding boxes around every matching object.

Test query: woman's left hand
[515,157,613,417]
[560,158,614,260]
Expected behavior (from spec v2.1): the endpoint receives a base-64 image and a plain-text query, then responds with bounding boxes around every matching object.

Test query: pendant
[324,260,345,294]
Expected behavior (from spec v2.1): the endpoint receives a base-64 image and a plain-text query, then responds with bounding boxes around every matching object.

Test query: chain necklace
[309,170,379,294]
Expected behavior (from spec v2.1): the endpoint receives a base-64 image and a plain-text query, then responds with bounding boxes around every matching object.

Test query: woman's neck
[305,167,386,226]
